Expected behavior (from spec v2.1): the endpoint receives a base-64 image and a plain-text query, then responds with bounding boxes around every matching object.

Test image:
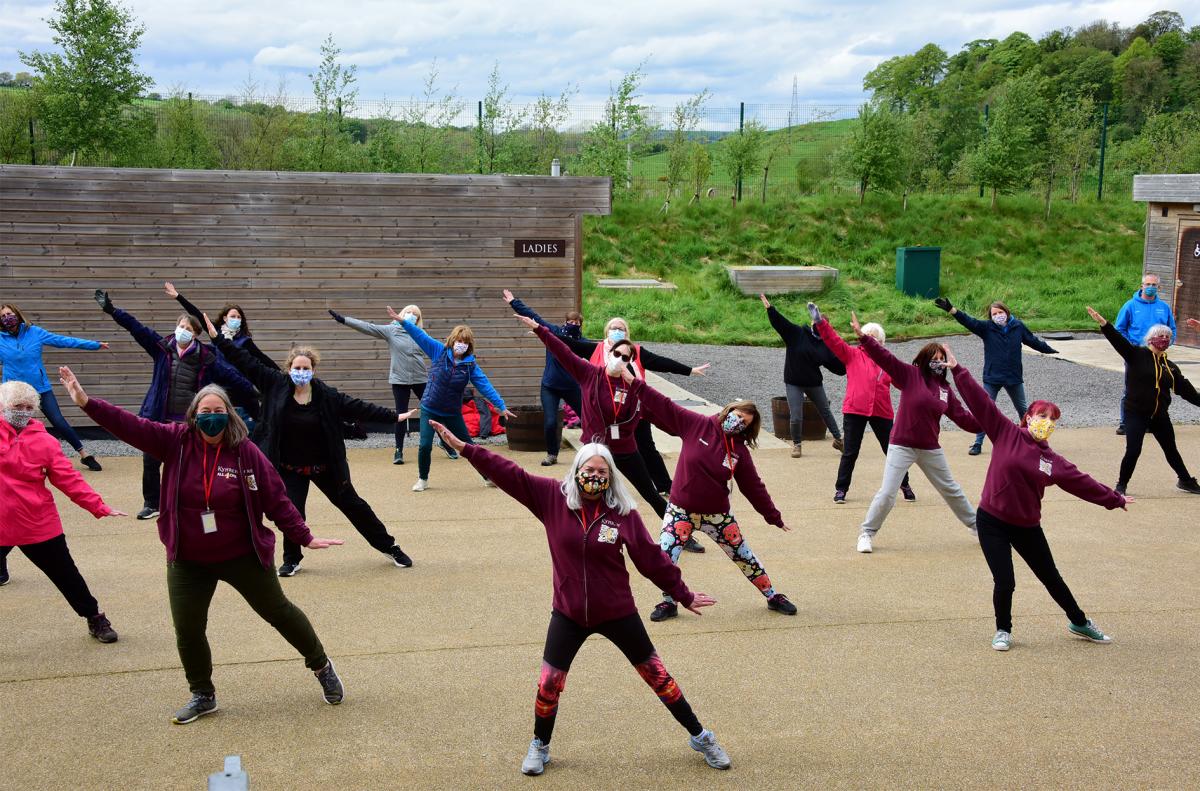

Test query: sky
[2,0,1197,113]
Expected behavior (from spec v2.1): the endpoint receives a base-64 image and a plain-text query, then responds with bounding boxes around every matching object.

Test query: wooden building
[0,166,611,425]
[1133,174,1200,348]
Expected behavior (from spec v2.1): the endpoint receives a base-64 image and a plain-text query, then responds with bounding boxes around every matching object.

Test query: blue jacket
[509,298,584,392]
[954,310,1056,386]
[400,319,506,416]
[1115,290,1177,346]
[110,308,256,421]
[0,324,103,393]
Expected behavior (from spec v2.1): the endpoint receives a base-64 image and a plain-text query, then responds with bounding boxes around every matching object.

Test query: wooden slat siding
[1,165,611,425]
[1133,175,1200,203]
[1175,223,1200,348]
[1143,208,1181,306]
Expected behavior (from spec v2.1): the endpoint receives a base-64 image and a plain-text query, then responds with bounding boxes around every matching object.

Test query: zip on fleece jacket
[460,443,693,627]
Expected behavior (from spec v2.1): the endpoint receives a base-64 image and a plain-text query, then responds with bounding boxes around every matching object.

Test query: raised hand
[684,592,717,615]
[807,301,821,324]
[1187,318,1200,331]
[933,297,953,313]
[163,282,178,298]
[202,313,218,338]
[759,293,771,309]
[429,420,468,453]
[328,309,345,324]
[503,289,515,304]
[850,311,863,337]
[515,314,539,331]
[397,408,419,422]
[305,537,345,549]
[691,363,711,376]
[58,366,89,408]
[1085,306,1106,326]
[386,305,403,321]
[94,289,114,315]
[941,344,959,369]
[98,342,110,350]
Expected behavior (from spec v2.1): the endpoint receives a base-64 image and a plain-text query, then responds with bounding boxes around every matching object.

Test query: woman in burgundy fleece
[634,380,797,622]
[429,421,731,776]
[844,310,982,554]
[58,367,347,725]
[944,347,1131,651]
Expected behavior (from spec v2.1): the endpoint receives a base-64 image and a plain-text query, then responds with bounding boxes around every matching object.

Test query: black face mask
[563,323,582,339]
[0,315,19,333]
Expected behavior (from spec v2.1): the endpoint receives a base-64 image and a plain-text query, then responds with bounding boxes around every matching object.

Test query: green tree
[577,64,655,195]
[1153,30,1187,70]
[838,102,902,205]
[475,63,531,174]
[961,75,1042,208]
[0,88,37,163]
[664,90,708,205]
[526,87,575,174]
[688,143,711,202]
[1114,109,1200,173]
[863,43,948,110]
[155,91,219,168]
[303,34,358,171]
[716,120,767,202]
[19,0,152,165]
[1036,95,1094,218]
[897,109,939,210]
[399,60,465,173]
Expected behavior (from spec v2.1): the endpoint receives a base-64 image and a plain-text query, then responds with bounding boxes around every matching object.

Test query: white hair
[1143,324,1173,347]
[861,322,886,344]
[560,442,637,515]
[0,380,40,409]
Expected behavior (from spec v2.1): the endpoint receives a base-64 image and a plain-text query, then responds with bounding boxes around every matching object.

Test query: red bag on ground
[462,400,505,437]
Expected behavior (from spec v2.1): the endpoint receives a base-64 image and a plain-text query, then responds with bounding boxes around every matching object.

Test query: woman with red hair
[944,345,1132,652]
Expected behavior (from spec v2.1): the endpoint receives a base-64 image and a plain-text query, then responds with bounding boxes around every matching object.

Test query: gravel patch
[63,431,509,459]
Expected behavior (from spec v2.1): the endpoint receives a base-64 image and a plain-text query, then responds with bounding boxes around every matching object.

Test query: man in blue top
[1114,273,1176,434]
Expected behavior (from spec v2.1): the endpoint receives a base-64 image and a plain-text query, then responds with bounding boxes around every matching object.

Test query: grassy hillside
[580,191,1146,344]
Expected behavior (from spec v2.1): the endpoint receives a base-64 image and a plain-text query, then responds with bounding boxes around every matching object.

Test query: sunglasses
[611,352,631,362]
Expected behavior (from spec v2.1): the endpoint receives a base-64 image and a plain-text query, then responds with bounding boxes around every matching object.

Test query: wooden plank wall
[0,166,611,426]
[1141,203,1200,348]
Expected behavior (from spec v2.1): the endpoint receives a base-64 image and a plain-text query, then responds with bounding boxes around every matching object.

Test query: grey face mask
[4,408,37,430]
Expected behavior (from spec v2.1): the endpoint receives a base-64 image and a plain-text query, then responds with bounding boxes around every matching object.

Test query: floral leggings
[658,502,775,602]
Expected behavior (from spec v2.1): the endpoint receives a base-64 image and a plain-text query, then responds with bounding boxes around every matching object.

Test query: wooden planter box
[724,265,838,295]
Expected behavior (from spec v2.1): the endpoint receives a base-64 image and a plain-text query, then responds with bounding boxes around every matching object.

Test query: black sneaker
[1178,477,1200,495]
[136,506,159,520]
[392,448,405,465]
[833,490,846,504]
[172,693,218,724]
[900,484,917,502]
[649,601,678,622]
[0,554,8,586]
[683,536,705,554]
[316,661,344,704]
[80,455,102,471]
[968,445,982,456]
[540,454,558,466]
[437,438,459,460]
[278,561,301,577]
[389,545,413,568]
[1114,482,1127,496]
[1116,425,1125,436]
[87,612,118,643]
[767,593,797,615]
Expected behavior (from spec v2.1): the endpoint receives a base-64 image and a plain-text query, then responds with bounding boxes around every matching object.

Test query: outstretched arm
[948,355,1014,442]
[210,318,288,392]
[342,314,390,341]
[732,452,787,529]
[1172,368,1200,409]
[467,364,510,416]
[451,427,555,522]
[943,387,982,434]
[637,346,704,377]
[623,510,698,609]
[528,320,593,384]
[636,377,703,437]
[331,386,399,423]
[1052,455,1130,511]
[1089,307,1136,361]
[813,314,854,364]
[62,367,181,461]
[764,301,800,344]
[858,332,913,387]
[165,282,205,326]
[951,308,988,337]
[36,326,106,352]
[1020,325,1057,355]
[390,313,444,360]
[108,303,165,359]
[44,444,118,518]
[507,291,562,334]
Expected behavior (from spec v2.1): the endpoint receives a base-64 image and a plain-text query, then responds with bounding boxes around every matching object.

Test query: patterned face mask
[1148,336,1170,352]
[452,341,469,356]
[992,313,1008,327]
[0,315,19,331]
[1027,417,1056,442]
[721,412,744,434]
[289,368,314,386]
[928,360,948,374]
[577,471,610,495]
[3,407,36,430]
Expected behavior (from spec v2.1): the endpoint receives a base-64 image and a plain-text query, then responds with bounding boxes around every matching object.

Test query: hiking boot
[683,536,705,554]
[689,729,731,770]
[968,444,982,456]
[1177,477,1200,495]
[992,630,1012,651]
[766,593,797,615]
[832,437,844,452]
[316,661,344,704]
[521,737,551,776]
[790,444,802,458]
[1068,619,1112,643]
[900,484,917,502]
[80,455,102,471]
[136,506,159,520]
[1115,425,1125,436]
[649,601,678,622]
[392,448,405,465]
[87,612,118,643]
[389,545,413,568]
[412,478,428,492]
[856,533,873,554]
[171,693,218,724]
[833,489,846,504]
[278,561,301,577]
[540,454,558,466]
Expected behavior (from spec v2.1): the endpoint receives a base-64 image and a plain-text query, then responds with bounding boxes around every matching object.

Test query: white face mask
[606,352,628,375]
[452,341,469,356]
[992,313,1008,327]
[175,327,194,345]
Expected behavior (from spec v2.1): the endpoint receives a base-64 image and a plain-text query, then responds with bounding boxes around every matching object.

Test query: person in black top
[1087,306,1200,495]
[761,294,846,458]
[203,314,415,576]
[164,282,278,371]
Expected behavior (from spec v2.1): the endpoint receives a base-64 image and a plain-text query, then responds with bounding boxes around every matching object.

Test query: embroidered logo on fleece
[1038,457,1052,477]
[245,472,258,491]
[597,521,620,544]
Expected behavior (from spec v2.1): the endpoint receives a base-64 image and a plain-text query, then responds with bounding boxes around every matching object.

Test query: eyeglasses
[611,352,631,362]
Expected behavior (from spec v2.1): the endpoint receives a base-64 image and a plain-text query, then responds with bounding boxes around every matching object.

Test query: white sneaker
[411,479,428,492]
[856,533,873,553]
[688,729,731,770]
[967,524,979,538]
[521,738,550,775]
[991,630,1011,651]
[482,476,496,488]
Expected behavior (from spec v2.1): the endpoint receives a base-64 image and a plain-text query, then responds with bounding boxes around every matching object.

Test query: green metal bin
[895,246,941,298]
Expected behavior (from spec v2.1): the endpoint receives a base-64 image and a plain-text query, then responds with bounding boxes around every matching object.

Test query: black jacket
[215,335,396,485]
[1102,323,1200,418]
[175,292,280,372]
[563,337,694,376]
[766,306,846,386]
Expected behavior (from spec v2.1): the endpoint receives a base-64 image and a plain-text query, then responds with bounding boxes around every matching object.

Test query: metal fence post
[477,100,484,174]
[28,117,36,165]
[979,103,988,199]
[736,102,745,202]
[1096,102,1109,202]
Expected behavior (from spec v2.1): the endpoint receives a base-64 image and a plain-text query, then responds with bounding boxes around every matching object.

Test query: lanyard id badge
[610,424,620,439]
[202,444,222,535]
[201,510,218,534]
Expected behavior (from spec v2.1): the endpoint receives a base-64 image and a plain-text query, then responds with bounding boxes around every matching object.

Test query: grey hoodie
[344,316,430,385]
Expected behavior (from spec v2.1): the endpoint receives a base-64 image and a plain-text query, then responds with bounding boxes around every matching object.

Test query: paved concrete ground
[3,425,1199,790]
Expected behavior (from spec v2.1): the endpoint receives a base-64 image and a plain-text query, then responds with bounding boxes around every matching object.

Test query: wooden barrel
[770,396,828,442]
[506,405,561,452]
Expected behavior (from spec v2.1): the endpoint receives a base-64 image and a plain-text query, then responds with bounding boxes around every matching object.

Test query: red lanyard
[577,502,599,534]
[721,432,737,477]
[604,372,626,422]
[202,444,221,510]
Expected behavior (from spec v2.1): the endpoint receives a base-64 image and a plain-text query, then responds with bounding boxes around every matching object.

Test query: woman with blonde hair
[388,307,515,492]
[59,368,346,723]
[203,315,414,576]
[329,303,430,465]
[0,380,124,639]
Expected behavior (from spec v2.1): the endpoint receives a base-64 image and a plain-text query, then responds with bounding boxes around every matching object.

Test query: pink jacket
[815,318,895,419]
[0,418,110,545]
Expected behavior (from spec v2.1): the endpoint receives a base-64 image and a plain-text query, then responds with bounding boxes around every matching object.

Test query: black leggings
[836,413,910,493]
[535,610,702,744]
[540,384,582,456]
[279,466,397,565]
[0,535,101,618]
[1118,409,1192,486]
[635,419,673,494]
[391,382,426,450]
[613,450,668,519]
[976,507,1086,633]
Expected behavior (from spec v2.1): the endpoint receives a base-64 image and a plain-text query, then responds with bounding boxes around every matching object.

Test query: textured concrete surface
[2,428,1199,790]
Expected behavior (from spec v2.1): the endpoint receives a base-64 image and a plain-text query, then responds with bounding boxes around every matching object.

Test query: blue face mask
[722,412,744,434]
[175,327,194,345]
[608,329,626,343]
[224,317,242,332]
[195,412,229,437]
[290,368,314,386]
[1142,286,1158,299]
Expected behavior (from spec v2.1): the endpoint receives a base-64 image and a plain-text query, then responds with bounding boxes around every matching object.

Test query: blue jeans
[540,384,582,456]
[39,390,84,452]
[974,382,1028,449]
[417,407,474,480]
